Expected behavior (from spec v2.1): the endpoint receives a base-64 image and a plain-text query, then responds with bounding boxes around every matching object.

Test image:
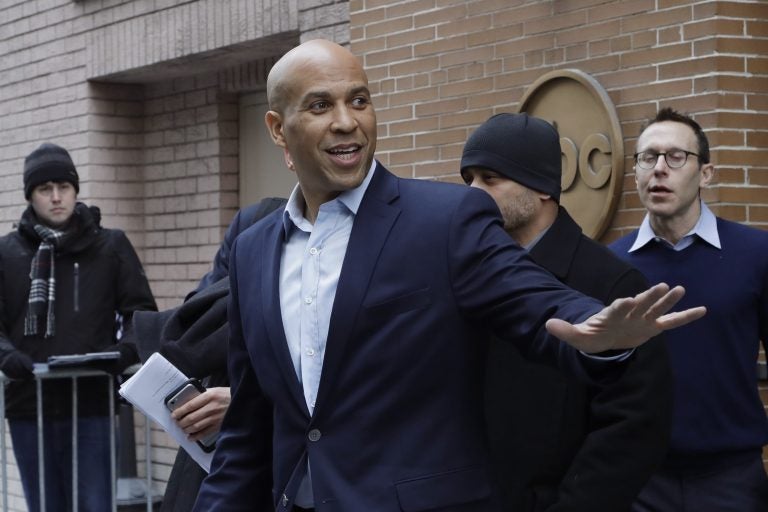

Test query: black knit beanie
[460,113,562,202]
[23,143,80,199]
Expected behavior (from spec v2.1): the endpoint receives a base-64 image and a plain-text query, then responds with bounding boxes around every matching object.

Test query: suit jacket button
[308,429,321,442]
[281,493,288,507]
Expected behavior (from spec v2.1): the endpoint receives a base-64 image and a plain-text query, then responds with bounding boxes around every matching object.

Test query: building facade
[0,0,766,509]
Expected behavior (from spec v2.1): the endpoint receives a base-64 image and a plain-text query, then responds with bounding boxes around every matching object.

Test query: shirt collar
[629,200,721,252]
[524,224,550,251]
[282,159,377,234]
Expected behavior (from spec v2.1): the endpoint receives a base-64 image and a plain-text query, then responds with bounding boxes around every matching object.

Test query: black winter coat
[485,207,673,512]
[129,198,286,512]
[0,203,157,418]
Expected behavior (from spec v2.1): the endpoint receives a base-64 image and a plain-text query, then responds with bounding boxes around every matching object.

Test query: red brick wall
[350,0,768,464]
[350,0,768,237]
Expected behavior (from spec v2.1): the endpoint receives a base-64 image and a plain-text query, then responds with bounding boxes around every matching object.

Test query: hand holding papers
[118,352,214,472]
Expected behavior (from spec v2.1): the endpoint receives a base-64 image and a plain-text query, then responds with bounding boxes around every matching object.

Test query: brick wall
[86,82,149,248]
[140,76,241,309]
[1,0,766,507]
[0,0,349,508]
[350,0,768,467]
[351,0,768,237]
[0,0,301,303]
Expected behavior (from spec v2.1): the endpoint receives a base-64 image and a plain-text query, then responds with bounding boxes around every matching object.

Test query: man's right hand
[171,386,231,442]
[0,351,34,380]
[546,283,707,353]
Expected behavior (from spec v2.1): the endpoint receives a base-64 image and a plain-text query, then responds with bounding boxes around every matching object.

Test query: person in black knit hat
[461,113,673,512]
[0,142,157,512]
[23,142,81,200]
[461,113,562,201]
[192,41,704,512]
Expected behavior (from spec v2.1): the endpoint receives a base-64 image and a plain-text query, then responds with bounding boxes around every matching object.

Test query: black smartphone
[164,379,218,453]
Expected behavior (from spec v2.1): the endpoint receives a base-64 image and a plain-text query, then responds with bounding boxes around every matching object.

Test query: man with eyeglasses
[191,41,708,512]
[611,107,768,511]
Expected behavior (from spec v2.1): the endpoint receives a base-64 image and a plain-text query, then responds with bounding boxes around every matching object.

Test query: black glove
[1,350,35,380]
[93,342,139,376]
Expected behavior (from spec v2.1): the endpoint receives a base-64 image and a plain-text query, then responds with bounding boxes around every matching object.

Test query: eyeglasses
[634,149,700,170]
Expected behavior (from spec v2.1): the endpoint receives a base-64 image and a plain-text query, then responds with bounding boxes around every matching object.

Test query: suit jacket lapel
[259,216,311,417]
[312,165,401,417]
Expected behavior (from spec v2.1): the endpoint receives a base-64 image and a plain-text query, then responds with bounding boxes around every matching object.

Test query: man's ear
[699,162,714,188]
[283,148,295,171]
[264,110,286,148]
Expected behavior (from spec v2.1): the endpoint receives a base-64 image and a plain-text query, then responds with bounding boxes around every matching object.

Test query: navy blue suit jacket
[194,164,604,512]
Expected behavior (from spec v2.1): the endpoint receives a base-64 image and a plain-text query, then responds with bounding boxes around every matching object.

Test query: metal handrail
[1,378,6,512]
[0,365,157,512]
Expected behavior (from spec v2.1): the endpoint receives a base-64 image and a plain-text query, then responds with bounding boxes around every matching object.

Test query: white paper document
[118,352,213,472]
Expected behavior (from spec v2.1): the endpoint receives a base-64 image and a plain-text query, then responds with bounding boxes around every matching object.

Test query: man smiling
[193,41,705,512]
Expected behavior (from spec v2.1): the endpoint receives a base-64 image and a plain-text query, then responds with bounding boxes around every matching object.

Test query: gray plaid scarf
[25,224,71,337]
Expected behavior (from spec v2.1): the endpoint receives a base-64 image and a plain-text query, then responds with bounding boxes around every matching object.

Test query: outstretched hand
[546,283,706,354]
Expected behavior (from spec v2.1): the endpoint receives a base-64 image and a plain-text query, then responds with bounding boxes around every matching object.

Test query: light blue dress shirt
[279,161,376,506]
[629,200,721,252]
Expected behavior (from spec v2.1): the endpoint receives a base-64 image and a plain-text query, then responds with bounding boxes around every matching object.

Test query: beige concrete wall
[0,0,349,508]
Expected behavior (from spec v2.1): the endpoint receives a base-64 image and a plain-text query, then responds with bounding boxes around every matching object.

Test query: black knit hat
[461,113,562,202]
[23,142,80,199]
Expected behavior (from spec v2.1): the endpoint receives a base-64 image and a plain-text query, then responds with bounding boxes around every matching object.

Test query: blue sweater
[610,218,768,467]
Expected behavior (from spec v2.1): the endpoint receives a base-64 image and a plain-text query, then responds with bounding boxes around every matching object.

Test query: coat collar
[528,206,582,280]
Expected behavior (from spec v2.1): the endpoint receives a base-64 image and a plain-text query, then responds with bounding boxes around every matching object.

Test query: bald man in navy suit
[193,40,704,512]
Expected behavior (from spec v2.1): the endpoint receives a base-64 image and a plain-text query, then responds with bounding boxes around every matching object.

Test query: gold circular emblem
[518,69,623,239]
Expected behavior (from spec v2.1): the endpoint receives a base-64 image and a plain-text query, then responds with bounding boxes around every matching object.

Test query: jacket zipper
[73,262,79,312]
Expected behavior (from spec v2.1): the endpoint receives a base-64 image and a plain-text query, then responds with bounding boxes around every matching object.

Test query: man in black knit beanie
[0,141,157,512]
[461,113,673,512]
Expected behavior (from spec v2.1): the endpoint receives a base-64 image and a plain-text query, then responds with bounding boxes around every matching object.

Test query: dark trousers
[632,452,768,512]
[9,416,112,512]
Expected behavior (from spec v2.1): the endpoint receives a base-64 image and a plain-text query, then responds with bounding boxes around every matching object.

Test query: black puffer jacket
[0,203,157,418]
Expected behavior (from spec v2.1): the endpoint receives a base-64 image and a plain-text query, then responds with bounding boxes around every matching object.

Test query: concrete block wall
[85,82,148,245]
[1,428,25,512]
[140,76,241,309]
[85,0,299,82]
[0,0,349,509]
[0,0,307,297]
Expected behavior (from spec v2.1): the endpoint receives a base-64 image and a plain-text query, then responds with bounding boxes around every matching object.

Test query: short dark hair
[641,107,710,165]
